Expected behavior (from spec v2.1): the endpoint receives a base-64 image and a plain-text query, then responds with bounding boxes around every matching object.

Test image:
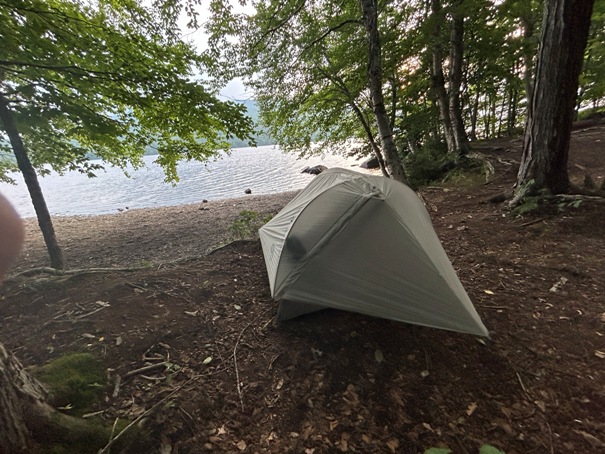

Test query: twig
[82,410,106,419]
[234,325,250,412]
[123,362,168,379]
[112,375,121,398]
[98,384,185,454]
[516,371,528,394]
[233,309,274,411]
[546,421,554,454]
[519,216,553,227]
[74,305,107,319]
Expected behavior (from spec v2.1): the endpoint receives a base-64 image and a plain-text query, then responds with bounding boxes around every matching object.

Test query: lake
[0,145,369,218]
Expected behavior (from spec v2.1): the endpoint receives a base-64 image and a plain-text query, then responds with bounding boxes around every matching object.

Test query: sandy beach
[14,191,299,272]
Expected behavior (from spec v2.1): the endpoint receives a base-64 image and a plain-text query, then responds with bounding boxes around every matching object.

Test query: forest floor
[1,124,604,453]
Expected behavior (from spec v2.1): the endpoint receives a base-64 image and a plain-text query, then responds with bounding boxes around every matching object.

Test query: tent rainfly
[259,168,489,337]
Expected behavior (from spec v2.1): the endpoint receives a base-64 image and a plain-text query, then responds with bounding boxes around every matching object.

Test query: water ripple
[0,146,369,218]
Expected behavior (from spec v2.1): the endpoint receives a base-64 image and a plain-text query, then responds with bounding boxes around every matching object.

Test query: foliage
[206,0,604,171]
[404,139,453,189]
[0,0,256,183]
[230,210,273,240]
[31,353,106,416]
[424,444,505,454]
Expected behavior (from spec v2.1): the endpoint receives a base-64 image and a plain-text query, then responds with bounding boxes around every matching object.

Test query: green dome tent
[259,168,489,337]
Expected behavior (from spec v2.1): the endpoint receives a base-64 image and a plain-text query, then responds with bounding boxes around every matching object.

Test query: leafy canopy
[0,0,255,183]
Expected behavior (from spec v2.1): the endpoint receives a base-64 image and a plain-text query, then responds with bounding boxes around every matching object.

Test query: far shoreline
[17,190,301,220]
[14,190,300,273]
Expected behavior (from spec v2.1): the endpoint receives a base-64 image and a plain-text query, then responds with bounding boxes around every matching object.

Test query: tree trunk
[0,343,49,452]
[516,0,596,194]
[447,1,469,158]
[360,0,408,183]
[0,94,65,269]
[469,88,480,141]
[349,101,390,178]
[430,0,456,155]
[0,343,140,452]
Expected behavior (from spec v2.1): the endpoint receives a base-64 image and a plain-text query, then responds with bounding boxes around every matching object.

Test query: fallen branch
[6,265,147,281]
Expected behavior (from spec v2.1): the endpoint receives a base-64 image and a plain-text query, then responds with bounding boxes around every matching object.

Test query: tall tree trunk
[360,0,407,183]
[469,88,480,141]
[447,0,469,158]
[430,0,456,155]
[0,95,65,269]
[516,0,595,194]
[521,17,537,110]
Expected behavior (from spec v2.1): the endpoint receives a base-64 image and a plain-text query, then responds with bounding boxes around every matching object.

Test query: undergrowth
[230,210,274,240]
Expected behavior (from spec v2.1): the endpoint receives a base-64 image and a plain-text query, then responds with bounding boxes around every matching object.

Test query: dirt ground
[1,125,604,453]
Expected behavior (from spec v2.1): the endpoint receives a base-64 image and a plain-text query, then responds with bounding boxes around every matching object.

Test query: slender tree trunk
[448,1,469,158]
[469,88,480,141]
[516,0,595,194]
[521,18,536,111]
[360,0,407,183]
[350,101,389,177]
[0,94,65,269]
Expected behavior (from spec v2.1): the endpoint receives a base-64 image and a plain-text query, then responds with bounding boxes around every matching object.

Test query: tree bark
[447,0,469,158]
[359,0,408,183]
[0,94,65,269]
[516,0,596,194]
[430,0,456,155]
[0,343,49,452]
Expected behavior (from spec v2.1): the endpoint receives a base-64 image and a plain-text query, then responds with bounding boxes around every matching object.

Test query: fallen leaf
[386,438,400,452]
[374,349,384,363]
[236,440,247,451]
[217,425,227,435]
[420,370,430,378]
[595,350,605,359]
[484,290,495,295]
[329,420,339,431]
[574,430,605,448]
[534,400,546,412]
[234,304,242,310]
[202,356,213,365]
[466,402,477,416]
[115,336,123,346]
[290,432,299,438]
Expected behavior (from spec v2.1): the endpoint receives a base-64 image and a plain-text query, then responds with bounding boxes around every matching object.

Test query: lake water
[0,145,368,218]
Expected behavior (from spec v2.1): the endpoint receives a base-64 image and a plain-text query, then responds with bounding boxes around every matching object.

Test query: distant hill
[231,99,274,148]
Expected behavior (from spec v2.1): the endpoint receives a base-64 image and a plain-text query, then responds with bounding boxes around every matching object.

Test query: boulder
[360,156,379,169]
[301,165,328,175]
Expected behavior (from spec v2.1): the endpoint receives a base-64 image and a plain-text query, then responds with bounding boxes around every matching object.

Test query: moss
[38,414,150,454]
[32,353,106,416]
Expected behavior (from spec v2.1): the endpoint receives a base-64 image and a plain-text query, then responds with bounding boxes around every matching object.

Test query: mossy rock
[32,353,106,416]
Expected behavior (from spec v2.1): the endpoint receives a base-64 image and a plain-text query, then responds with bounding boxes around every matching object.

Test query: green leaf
[374,349,384,363]
[479,445,506,454]
[424,448,452,454]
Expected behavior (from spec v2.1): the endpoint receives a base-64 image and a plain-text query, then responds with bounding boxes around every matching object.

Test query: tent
[258,168,489,337]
